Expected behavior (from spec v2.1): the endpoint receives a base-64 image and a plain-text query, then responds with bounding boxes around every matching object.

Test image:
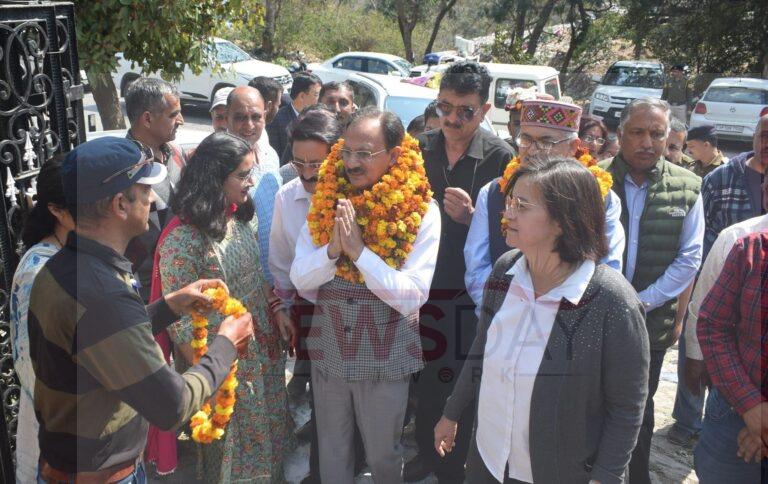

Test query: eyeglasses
[582,135,605,145]
[230,171,253,183]
[339,148,387,163]
[505,196,538,213]
[435,101,481,123]
[101,140,154,185]
[292,159,324,169]
[515,134,573,152]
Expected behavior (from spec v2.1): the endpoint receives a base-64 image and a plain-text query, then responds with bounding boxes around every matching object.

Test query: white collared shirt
[476,256,595,483]
[290,200,441,317]
[269,177,312,304]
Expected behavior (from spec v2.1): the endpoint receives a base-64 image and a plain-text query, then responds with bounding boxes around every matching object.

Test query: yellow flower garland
[498,147,613,232]
[189,287,244,444]
[307,134,433,283]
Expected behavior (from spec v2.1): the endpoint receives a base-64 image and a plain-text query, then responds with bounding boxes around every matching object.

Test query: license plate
[614,111,622,118]
[715,124,743,133]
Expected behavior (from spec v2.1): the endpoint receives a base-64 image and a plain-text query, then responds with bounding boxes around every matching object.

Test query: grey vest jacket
[308,276,424,381]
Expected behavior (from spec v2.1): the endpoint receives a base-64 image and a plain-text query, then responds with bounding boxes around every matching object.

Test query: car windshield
[385,96,434,126]
[212,41,251,64]
[393,59,412,76]
[602,65,664,89]
[704,86,768,105]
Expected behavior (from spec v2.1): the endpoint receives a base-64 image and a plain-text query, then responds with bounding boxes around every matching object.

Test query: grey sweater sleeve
[590,275,651,484]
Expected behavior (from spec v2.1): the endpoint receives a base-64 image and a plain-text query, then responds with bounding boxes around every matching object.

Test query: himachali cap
[520,99,582,133]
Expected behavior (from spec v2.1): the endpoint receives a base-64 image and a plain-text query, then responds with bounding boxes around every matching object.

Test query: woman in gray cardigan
[434,158,650,484]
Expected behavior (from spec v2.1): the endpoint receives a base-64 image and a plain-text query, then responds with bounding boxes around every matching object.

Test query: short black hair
[171,132,255,240]
[346,106,404,150]
[248,76,283,104]
[439,61,492,104]
[504,157,608,264]
[407,115,425,136]
[125,77,180,123]
[290,73,322,100]
[319,81,355,103]
[687,125,718,147]
[289,106,342,146]
[423,100,439,121]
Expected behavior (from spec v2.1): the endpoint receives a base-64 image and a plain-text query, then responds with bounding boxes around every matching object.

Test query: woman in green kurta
[158,132,296,482]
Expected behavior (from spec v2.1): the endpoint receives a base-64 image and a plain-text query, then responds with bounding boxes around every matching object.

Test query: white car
[588,60,665,128]
[112,38,293,104]
[87,126,211,152]
[308,52,412,83]
[689,77,768,141]
[345,72,495,133]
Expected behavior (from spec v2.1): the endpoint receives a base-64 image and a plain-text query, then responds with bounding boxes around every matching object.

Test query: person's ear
[389,146,402,165]
[111,193,129,221]
[481,102,492,116]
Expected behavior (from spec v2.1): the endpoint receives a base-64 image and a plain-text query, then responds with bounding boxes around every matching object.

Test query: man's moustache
[443,121,462,129]
[345,167,364,176]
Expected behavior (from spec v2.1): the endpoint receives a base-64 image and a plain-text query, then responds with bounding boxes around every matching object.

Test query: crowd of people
[9,60,766,484]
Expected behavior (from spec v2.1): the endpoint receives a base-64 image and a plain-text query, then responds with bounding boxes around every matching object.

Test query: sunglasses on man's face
[100,141,155,185]
[435,101,481,123]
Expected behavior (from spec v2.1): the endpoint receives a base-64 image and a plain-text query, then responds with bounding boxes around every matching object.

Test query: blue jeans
[38,462,146,484]
[671,330,705,435]
[694,389,766,484]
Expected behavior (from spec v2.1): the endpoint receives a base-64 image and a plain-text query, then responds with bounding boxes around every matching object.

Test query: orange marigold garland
[498,147,613,232]
[307,134,433,283]
[189,287,245,444]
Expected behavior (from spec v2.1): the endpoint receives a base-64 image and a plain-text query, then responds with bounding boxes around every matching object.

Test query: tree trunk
[762,51,768,79]
[87,69,125,130]
[525,0,558,57]
[423,0,458,57]
[514,0,527,43]
[261,0,278,60]
[559,0,590,87]
[395,0,419,62]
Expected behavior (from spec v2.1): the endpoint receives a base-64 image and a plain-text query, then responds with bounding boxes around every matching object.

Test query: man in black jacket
[267,72,321,163]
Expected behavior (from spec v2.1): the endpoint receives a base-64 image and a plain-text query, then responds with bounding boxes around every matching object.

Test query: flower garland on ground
[498,147,613,232]
[307,134,433,283]
[189,287,244,444]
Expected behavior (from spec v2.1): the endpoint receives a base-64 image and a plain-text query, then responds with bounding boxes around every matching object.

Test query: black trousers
[628,348,667,484]
[466,436,530,484]
[414,291,479,482]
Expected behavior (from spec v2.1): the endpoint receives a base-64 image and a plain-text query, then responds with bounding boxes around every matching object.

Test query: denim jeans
[38,462,146,484]
[671,331,705,435]
[694,389,766,484]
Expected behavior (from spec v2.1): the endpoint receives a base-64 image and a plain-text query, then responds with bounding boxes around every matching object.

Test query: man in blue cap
[27,137,255,483]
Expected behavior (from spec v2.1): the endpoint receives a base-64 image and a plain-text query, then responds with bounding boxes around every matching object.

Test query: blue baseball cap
[62,137,167,205]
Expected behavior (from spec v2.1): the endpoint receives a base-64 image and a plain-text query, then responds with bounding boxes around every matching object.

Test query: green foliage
[75,0,264,79]
[571,11,627,72]
[490,28,534,64]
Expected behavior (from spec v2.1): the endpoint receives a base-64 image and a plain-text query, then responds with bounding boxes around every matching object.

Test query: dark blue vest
[486,178,510,264]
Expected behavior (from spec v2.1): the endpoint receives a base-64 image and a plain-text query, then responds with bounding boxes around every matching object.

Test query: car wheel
[121,74,140,98]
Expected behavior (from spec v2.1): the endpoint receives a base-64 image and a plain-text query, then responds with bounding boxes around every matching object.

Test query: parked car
[308,52,412,83]
[689,77,768,142]
[588,60,665,127]
[344,72,495,133]
[112,37,293,104]
[87,126,211,152]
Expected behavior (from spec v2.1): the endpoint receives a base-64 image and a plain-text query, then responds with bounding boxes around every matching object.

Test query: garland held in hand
[498,147,613,232]
[189,287,244,444]
[307,134,433,283]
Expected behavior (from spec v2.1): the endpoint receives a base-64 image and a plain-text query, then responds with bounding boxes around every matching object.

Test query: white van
[483,63,561,134]
[411,63,561,135]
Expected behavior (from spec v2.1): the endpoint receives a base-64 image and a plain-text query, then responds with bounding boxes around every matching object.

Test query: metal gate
[0,1,85,481]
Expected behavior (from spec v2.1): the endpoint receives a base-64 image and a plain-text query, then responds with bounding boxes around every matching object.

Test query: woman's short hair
[504,157,608,264]
[22,154,66,248]
[579,115,609,150]
[170,132,255,240]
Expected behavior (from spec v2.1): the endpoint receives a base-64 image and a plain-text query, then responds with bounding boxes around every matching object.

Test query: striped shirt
[28,232,236,472]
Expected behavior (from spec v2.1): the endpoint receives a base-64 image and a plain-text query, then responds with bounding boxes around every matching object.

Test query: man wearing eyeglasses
[408,61,513,484]
[28,137,254,484]
[290,108,440,483]
[600,97,704,484]
[464,99,625,316]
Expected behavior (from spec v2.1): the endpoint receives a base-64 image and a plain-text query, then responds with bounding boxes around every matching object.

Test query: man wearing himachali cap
[464,98,625,310]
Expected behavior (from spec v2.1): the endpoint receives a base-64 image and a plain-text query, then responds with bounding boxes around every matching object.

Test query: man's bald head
[227,86,266,147]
